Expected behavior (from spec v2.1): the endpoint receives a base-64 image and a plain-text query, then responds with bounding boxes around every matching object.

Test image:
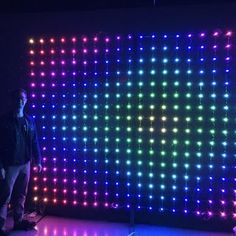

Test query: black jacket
[0,111,41,168]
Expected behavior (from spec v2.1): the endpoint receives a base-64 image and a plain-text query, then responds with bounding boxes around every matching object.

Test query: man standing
[0,88,42,236]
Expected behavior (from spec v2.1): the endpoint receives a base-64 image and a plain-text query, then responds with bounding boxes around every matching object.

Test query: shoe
[0,229,8,236]
[13,219,36,231]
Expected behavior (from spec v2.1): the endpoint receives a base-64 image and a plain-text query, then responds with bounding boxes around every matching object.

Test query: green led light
[150,93,155,98]
[197,141,202,146]
[185,140,190,145]
[161,151,166,156]
[149,161,154,166]
[127,138,132,143]
[138,160,142,165]
[149,150,154,155]
[127,127,132,132]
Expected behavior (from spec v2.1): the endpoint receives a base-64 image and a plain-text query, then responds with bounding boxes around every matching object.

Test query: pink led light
[50,49,55,54]
[73,201,77,205]
[83,202,88,206]
[30,61,35,66]
[61,49,65,54]
[29,50,34,55]
[30,72,35,76]
[72,37,77,42]
[40,61,45,65]
[93,202,98,207]
[200,33,205,37]
[51,61,55,65]
[39,38,44,44]
[220,212,226,217]
[61,38,65,43]
[208,211,213,216]
[105,37,110,42]
[93,37,98,41]
[63,200,67,204]
[117,36,120,40]
[72,60,76,64]
[61,60,65,65]
[225,44,231,48]
[41,83,45,87]
[226,31,232,36]
[73,190,77,194]
[213,32,219,36]
[105,203,109,207]
[83,49,87,53]
[83,37,88,42]
[83,61,87,65]
[31,83,35,87]
[40,50,45,55]
[72,49,76,54]
[94,49,98,53]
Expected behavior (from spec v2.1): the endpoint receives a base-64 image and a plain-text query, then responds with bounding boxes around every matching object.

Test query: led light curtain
[28,31,235,219]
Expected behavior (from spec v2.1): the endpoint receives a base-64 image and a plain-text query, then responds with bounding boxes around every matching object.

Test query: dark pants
[0,161,30,230]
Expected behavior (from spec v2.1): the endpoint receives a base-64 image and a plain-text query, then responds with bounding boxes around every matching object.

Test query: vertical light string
[104,36,110,208]
[82,36,88,207]
[125,35,132,209]
[29,38,40,204]
[220,31,231,217]
[136,35,144,210]
[92,36,99,207]
[183,33,193,214]
[71,36,78,206]
[195,33,205,216]
[160,34,168,213]
[148,34,156,211]
[114,35,122,208]
[208,31,217,216]
[173,34,182,213]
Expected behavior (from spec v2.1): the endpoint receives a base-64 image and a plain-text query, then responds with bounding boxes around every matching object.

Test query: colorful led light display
[28,31,235,219]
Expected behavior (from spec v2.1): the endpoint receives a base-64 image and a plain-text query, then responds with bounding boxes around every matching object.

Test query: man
[0,88,42,236]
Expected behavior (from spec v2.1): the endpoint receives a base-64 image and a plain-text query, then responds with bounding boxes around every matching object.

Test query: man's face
[12,92,27,110]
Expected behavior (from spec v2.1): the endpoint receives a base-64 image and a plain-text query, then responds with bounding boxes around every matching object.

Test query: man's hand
[34,164,42,173]
[0,168,5,180]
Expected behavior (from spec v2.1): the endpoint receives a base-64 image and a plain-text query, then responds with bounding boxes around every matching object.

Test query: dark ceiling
[0,0,235,13]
